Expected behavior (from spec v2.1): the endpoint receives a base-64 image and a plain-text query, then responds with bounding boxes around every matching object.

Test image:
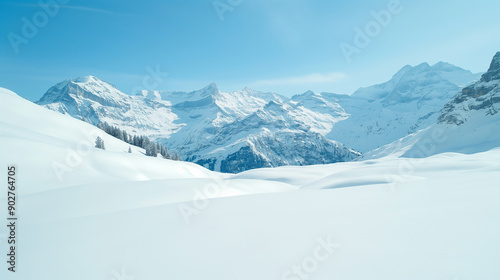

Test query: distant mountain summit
[352,62,479,103]
[318,61,481,152]
[38,75,127,107]
[363,52,500,159]
[37,75,179,136]
[431,61,482,87]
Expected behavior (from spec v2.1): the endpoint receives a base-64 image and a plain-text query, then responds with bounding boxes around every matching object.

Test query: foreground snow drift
[2,149,500,280]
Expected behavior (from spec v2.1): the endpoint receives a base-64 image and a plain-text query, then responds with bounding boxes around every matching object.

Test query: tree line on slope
[96,122,182,161]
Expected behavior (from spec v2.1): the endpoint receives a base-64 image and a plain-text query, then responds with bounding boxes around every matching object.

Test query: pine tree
[128,146,132,153]
[142,137,151,149]
[172,151,182,161]
[160,145,171,159]
[145,143,157,157]
[116,130,124,141]
[95,136,105,150]
[152,144,158,157]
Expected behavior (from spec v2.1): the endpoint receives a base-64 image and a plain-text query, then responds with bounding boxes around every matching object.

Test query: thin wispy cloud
[252,72,346,87]
[59,5,121,16]
[3,2,129,16]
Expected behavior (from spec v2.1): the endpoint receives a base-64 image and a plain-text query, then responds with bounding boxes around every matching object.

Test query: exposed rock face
[481,52,500,83]
[439,52,500,125]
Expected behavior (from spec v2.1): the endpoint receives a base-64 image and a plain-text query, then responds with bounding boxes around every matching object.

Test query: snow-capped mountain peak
[352,61,481,102]
[263,100,284,109]
[388,62,431,84]
[37,75,128,107]
[291,90,321,100]
[73,75,97,83]
[36,76,180,136]
[481,51,500,82]
[432,61,461,71]
[69,75,121,92]
[352,62,459,103]
[322,61,483,152]
[438,52,500,126]
[202,82,219,94]
[431,61,482,87]
[363,51,500,160]
[241,86,257,93]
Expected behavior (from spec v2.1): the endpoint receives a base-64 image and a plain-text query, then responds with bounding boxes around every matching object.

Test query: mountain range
[36,60,482,173]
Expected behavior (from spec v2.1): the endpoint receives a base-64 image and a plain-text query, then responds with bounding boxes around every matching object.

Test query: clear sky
[1,0,500,101]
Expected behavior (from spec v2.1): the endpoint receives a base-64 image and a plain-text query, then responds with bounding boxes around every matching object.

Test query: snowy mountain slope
[432,61,483,87]
[37,75,181,137]
[143,85,361,172]
[157,84,285,119]
[290,90,348,122]
[184,100,360,172]
[37,78,359,173]
[318,62,482,152]
[148,83,290,161]
[140,83,285,127]
[363,52,500,159]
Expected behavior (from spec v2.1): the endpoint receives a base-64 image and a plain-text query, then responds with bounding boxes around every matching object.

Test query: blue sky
[1,0,500,101]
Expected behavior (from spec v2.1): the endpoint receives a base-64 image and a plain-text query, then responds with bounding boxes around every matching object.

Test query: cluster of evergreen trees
[96,122,182,161]
[95,136,105,150]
